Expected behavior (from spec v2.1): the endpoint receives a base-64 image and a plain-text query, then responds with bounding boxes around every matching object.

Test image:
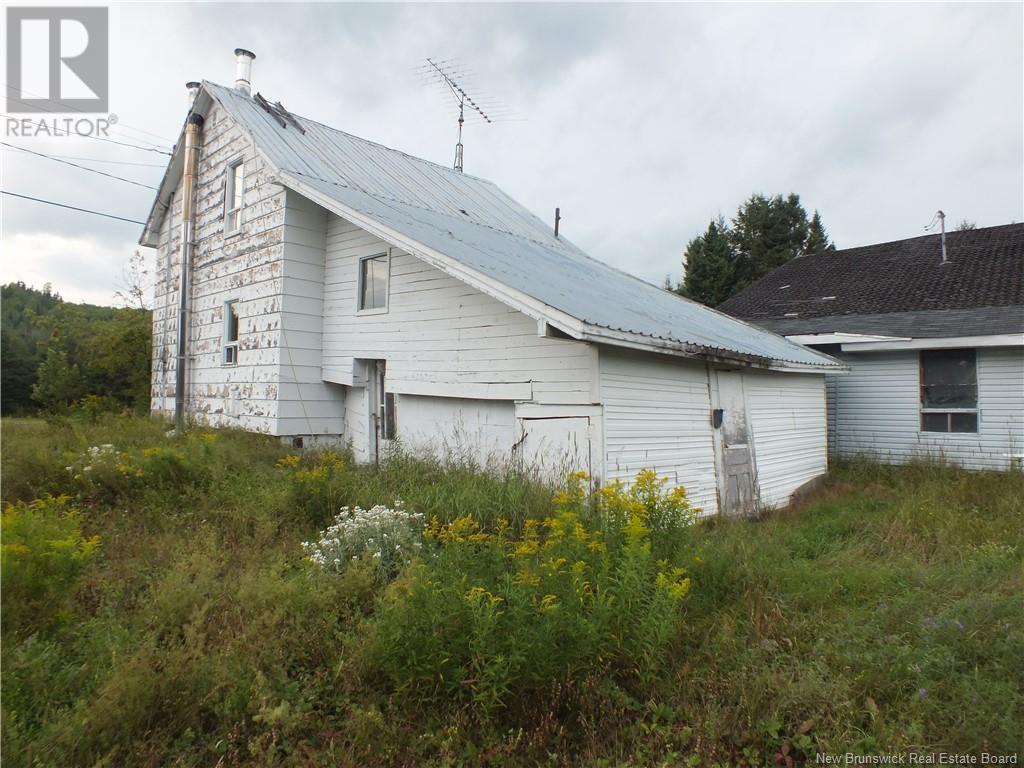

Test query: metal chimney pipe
[234,48,255,96]
[185,81,200,108]
[937,210,948,264]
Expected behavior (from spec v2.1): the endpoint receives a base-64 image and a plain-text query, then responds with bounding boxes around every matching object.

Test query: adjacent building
[720,223,1024,470]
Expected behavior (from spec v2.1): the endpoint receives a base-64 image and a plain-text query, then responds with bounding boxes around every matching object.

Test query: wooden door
[715,370,759,517]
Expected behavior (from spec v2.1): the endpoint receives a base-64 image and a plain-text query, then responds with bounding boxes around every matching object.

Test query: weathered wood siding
[744,369,828,507]
[599,348,719,515]
[150,104,344,435]
[831,347,1024,470]
[321,215,596,405]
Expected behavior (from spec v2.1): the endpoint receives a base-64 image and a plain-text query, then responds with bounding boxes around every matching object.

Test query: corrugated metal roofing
[203,82,839,369]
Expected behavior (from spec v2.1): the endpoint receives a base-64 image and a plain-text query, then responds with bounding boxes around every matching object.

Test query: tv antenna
[416,57,513,173]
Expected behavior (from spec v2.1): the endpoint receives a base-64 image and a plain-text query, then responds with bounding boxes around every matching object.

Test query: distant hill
[1,282,151,415]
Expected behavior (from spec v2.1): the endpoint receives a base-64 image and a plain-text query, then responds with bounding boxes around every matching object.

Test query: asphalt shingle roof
[718,223,1024,337]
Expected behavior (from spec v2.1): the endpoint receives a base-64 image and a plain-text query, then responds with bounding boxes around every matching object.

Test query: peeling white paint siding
[599,348,719,515]
[745,370,828,507]
[831,348,1024,470]
[321,215,597,404]
[149,103,344,435]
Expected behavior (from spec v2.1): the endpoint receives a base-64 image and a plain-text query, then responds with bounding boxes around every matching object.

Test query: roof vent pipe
[234,48,255,96]
[185,81,201,108]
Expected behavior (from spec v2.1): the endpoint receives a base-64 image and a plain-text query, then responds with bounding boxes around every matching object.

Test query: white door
[714,370,759,517]
[368,360,396,463]
[517,417,591,481]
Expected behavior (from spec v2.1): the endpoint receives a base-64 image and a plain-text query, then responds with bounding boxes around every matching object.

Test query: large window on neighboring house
[358,252,390,312]
[920,348,978,433]
[223,300,239,365]
[224,158,244,235]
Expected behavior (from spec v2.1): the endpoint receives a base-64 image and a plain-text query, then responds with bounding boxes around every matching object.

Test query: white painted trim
[385,378,532,401]
[840,334,1024,352]
[787,332,908,344]
[224,156,245,237]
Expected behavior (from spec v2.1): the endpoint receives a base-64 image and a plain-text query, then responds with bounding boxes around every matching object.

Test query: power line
[2,141,158,190]
[0,113,173,155]
[3,83,178,145]
[2,190,145,225]
[7,151,165,168]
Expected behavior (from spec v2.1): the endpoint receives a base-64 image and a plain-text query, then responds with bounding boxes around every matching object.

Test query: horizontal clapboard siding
[599,348,718,515]
[833,348,1024,470]
[745,370,828,507]
[322,214,596,405]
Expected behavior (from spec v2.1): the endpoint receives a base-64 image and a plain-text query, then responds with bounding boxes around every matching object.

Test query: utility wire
[0,113,173,155]
[2,141,158,190]
[1,191,145,225]
[3,83,178,145]
[5,151,166,168]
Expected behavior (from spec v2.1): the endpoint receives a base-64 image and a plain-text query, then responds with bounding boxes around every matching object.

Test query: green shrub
[368,470,696,719]
[1,495,100,633]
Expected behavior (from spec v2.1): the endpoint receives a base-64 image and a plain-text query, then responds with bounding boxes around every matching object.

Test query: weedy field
[2,415,1022,767]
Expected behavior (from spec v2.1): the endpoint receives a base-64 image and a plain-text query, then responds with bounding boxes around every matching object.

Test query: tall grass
[2,418,1021,766]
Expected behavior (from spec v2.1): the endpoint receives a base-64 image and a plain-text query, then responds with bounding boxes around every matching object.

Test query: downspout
[174,112,204,432]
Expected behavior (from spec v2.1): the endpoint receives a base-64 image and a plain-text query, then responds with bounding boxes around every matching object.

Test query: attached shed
[140,58,843,516]
[720,224,1024,470]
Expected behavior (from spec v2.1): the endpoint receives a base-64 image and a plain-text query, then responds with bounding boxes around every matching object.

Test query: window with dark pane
[224,300,240,365]
[921,349,977,409]
[919,349,978,433]
[359,255,388,310]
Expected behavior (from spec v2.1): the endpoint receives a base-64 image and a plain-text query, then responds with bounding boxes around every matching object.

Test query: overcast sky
[2,1,1021,306]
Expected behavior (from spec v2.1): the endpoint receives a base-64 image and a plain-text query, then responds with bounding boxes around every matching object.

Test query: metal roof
[150,82,841,371]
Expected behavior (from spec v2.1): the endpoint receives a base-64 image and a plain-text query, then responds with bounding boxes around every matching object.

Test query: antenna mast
[421,58,503,173]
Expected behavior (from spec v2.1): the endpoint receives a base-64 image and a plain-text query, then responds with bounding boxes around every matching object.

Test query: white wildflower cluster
[66,444,121,476]
[302,501,424,580]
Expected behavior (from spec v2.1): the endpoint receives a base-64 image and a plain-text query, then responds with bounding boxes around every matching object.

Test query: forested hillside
[0,283,151,415]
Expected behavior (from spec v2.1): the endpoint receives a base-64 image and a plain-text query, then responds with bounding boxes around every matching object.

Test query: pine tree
[803,210,832,255]
[730,193,809,292]
[681,217,736,306]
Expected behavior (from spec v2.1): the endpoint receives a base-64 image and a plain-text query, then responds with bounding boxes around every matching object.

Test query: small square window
[921,412,949,432]
[225,159,244,234]
[359,253,389,311]
[223,300,239,365]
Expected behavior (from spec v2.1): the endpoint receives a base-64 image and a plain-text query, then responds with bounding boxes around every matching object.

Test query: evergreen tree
[729,193,809,291]
[681,217,736,306]
[803,210,832,255]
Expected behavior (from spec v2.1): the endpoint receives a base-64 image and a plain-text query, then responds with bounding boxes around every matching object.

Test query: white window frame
[224,157,245,237]
[357,251,391,315]
[223,300,240,366]
[919,348,979,434]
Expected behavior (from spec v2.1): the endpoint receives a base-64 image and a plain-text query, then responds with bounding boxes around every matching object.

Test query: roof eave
[138,88,216,247]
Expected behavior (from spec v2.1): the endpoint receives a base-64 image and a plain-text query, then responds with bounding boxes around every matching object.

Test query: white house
[140,51,843,516]
[720,223,1024,471]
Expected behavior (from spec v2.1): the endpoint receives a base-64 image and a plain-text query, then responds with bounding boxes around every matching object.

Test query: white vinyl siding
[599,348,719,516]
[831,348,1023,470]
[745,370,828,507]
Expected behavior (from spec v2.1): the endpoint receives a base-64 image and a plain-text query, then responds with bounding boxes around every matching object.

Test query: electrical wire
[0,113,173,154]
[3,83,178,146]
[1,190,145,225]
[11,151,166,168]
[2,141,158,190]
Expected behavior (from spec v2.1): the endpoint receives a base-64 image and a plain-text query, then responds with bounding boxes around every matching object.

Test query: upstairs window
[223,300,239,365]
[224,159,244,234]
[358,253,390,312]
[920,348,978,433]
